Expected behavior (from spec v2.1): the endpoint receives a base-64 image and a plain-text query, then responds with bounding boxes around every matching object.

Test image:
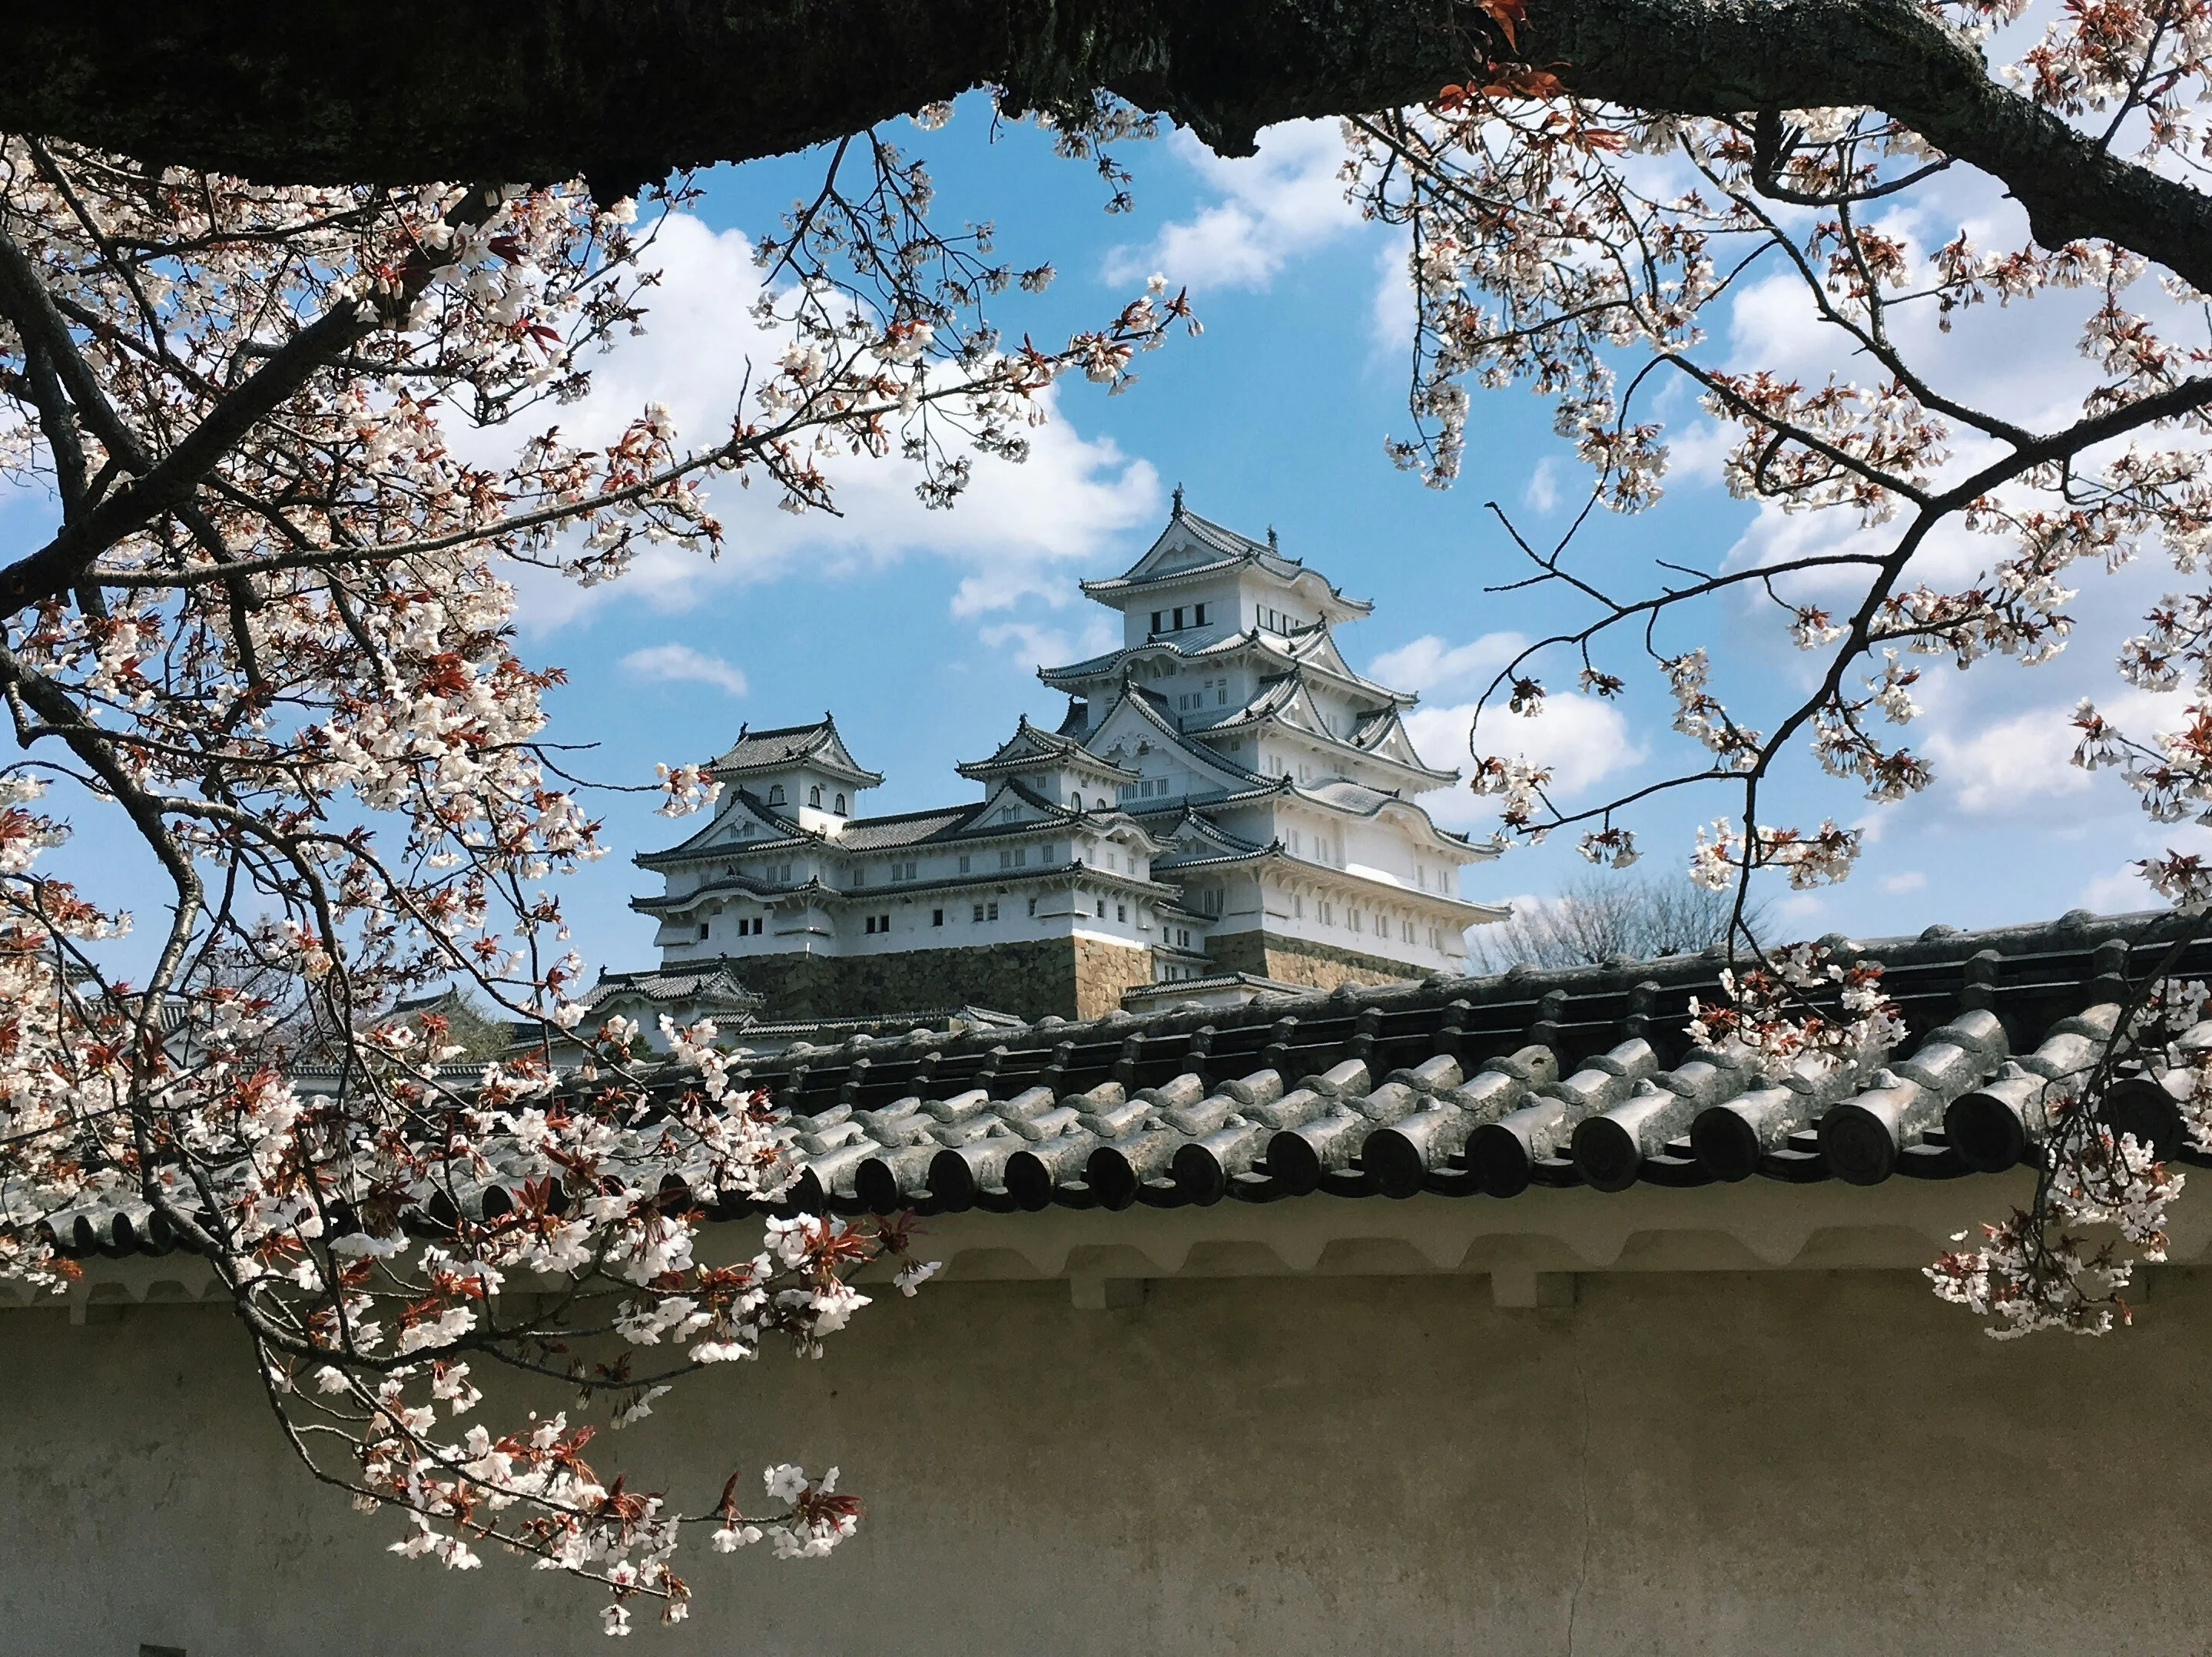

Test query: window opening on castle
[834,793,845,814]
[1116,903,1127,923]
[932,908,945,926]
[1096,899,1106,918]
[1027,897,1037,916]
[957,853,970,873]
[768,784,785,805]
[695,923,709,940]
[809,785,822,807]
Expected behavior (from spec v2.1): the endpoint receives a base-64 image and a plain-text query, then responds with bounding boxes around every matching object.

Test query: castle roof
[575,962,764,1016]
[956,715,1140,784]
[1189,668,1459,788]
[708,716,883,788]
[1079,503,1371,622]
[1039,618,1414,709]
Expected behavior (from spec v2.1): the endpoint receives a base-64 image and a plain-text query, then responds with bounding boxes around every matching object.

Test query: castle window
[1096,899,1106,918]
[1070,794,1083,810]
[957,853,971,873]
[1150,610,1163,634]
[834,793,845,814]
[988,900,1000,920]
[1027,897,1036,916]
[1000,806,1018,823]
[932,908,945,926]
[854,867,867,887]
[809,785,823,807]
[1116,903,1127,923]
[1172,606,1186,629]
[973,903,985,923]
[768,784,785,806]
[697,923,710,940]
[1178,929,1189,948]
[1194,602,1209,625]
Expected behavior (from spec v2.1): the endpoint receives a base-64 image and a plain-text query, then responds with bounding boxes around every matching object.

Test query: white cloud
[1367,631,1528,700]
[619,642,748,696]
[1523,458,1563,515]
[478,214,1161,633]
[1880,870,1927,894]
[977,614,1119,671]
[1919,687,2186,818]
[2081,863,2156,913]
[1919,701,2091,815]
[1405,694,1645,830]
[1104,122,1363,293]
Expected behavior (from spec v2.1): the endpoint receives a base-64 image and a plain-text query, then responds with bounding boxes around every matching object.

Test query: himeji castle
[612,499,1505,1026]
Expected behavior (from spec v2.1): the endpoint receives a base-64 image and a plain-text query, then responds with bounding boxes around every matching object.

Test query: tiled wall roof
[38,910,2212,1261]
[717,909,2212,1215]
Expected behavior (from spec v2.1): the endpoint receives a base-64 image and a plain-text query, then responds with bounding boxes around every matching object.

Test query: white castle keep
[612,499,1504,1026]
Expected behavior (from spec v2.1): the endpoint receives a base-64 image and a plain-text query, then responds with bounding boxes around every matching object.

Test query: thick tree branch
[1,0,2209,289]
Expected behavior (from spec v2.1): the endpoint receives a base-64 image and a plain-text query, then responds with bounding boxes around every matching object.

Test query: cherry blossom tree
[1328,0,2212,1335]
[7,0,2212,1624]
[0,130,1186,1628]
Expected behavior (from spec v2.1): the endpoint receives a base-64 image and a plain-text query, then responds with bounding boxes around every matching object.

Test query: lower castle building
[608,500,1504,1026]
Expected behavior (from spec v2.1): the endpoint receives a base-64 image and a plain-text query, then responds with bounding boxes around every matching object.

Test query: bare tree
[1465,874,1763,973]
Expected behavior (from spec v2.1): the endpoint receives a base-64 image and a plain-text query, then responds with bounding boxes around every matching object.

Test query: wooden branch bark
[0,0,2207,283]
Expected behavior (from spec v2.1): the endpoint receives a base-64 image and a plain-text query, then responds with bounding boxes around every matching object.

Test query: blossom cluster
[1685,941,1904,1080]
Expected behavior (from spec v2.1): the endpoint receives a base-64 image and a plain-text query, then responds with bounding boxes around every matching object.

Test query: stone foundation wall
[1073,935,1159,1019]
[731,936,1152,1022]
[1208,929,1421,991]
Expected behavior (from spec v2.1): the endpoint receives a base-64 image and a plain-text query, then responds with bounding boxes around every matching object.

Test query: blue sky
[35,101,2207,979]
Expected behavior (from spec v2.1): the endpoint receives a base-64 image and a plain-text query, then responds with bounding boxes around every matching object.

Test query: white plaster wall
[6,1270,2210,1656]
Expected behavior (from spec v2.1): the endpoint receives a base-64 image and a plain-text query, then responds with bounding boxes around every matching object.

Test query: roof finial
[1171,482,1185,517]
[1267,525,1278,550]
